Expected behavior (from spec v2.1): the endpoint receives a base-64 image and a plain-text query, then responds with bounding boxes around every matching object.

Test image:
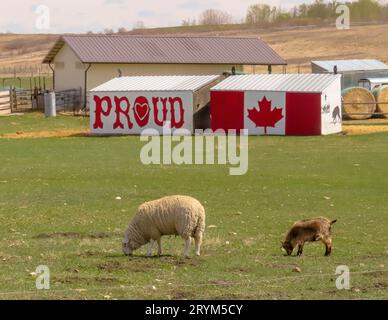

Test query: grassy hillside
[0,22,388,74]
[0,34,57,71]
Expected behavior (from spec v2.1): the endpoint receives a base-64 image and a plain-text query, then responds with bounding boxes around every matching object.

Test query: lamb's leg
[323,237,332,256]
[183,238,191,258]
[157,238,162,256]
[297,244,304,256]
[147,240,154,257]
[194,232,203,257]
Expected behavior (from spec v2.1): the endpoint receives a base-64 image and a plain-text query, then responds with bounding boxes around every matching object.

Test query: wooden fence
[12,89,36,112]
[0,90,12,115]
[0,88,42,113]
[56,88,83,113]
[0,87,84,115]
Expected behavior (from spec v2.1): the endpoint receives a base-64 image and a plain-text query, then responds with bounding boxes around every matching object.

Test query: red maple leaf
[247,96,284,134]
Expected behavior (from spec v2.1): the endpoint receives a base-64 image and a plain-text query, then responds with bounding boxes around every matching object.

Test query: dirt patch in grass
[79,250,107,257]
[96,255,204,273]
[374,281,388,288]
[343,125,388,135]
[173,257,203,267]
[52,275,117,285]
[0,129,89,139]
[100,257,161,273]
[94,276,117,284]
[170,290,194,300]
[210,292,261,299]
[364,270,388,277]
[97,261,123,273]
[208,280,236,287]
[228,266,252,274]
[33,232,110,239]
[265,262,302,270]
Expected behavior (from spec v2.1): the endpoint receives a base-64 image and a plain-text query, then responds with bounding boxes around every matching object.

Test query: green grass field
[0,76,53,90]
[0,113,87,135]
[0,113,387,300]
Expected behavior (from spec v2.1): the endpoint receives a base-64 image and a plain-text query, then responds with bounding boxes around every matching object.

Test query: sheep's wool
[124,195,206,248]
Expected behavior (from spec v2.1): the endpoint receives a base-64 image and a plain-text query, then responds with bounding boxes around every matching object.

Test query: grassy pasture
[0,113,387,300]
[0,76,53,91]
[0,113,87,135]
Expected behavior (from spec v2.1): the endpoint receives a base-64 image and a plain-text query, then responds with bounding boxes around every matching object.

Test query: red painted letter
[93,96,113,129]
[169,97,185,129]
[153,97,168,127]
[114,96,133,129]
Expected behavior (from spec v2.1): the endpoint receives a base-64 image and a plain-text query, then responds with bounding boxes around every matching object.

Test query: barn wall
[285,92,322,136]
[87,64,243,91]
[244,90,286,135]
[211,91,245,132]
[53,45,86,93]
[89,90,193,135]
[321,78,342,135]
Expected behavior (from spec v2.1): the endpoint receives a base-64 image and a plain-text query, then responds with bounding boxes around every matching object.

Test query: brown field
[0,34,56,71]
[0,128,89,139]
[0,22,387,74]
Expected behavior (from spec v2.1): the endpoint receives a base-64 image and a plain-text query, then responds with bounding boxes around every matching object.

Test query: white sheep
[122,195,206,258]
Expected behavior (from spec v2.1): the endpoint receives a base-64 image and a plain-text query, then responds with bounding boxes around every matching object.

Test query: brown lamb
[282,217,337,256]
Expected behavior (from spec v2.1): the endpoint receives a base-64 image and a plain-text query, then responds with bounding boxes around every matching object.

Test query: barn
[311,59,388,89]
[43,35,286,107]
[210,74,342,136]
[89,75,221,135]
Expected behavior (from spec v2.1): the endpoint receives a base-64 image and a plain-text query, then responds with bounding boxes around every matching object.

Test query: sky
[0,0,310,33]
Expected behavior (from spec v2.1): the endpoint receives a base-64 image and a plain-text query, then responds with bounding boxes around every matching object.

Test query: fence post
[12,87,17,111]
[9,86,13,113]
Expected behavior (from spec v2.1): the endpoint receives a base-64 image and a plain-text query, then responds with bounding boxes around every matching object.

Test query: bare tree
[181,18,197,26]
[246,4,273,24]
[199,9,233,25]
[133,21,146,30]
[104,28,115,34]
[117,27,127,34]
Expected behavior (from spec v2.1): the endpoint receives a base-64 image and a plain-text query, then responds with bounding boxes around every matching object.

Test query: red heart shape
[134,102,149,121]
[133,96,150,127]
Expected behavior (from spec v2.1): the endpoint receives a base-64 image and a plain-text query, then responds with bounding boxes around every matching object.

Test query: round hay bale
[373,85,388,118]
[342,87,376,120]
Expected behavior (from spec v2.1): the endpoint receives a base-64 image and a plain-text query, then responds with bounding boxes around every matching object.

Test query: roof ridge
[115,74,219,78]
[312,58,382,62]
[43,34,286,65]
[211,73,340,92]
[90,74,221,92]
[61,34,261,40]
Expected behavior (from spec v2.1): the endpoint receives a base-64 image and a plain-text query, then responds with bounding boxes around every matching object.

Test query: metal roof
[90,75,221,92]
[43,35,286,65]
[211,74,341,93]
[359,77,388,83]
[311,59,388,72]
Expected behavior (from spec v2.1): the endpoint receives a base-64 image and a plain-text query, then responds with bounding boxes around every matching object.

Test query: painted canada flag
[245,92,286,135]
[211,90,324,136]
